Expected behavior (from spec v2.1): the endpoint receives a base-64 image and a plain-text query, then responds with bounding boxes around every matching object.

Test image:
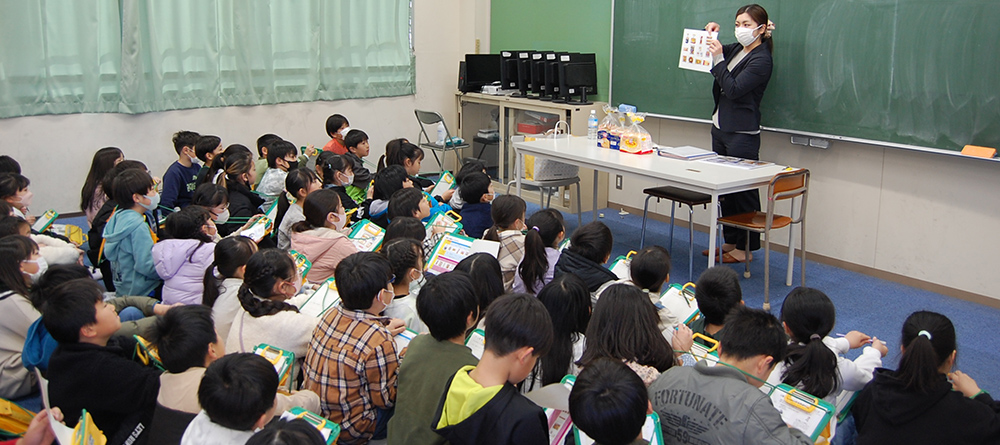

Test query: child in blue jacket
[103,169,162,297]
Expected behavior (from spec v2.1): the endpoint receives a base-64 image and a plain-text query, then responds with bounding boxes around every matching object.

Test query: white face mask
[331,210,347,231]
[340,171,354,186]
[214,208,230,224]
[16,190,33,209]
[140,192,160,211]
[24,257,48,284]
[340,127,352,137]
[735,24,762,47]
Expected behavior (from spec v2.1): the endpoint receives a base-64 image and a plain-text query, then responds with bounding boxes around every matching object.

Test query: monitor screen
[465,54,502,86]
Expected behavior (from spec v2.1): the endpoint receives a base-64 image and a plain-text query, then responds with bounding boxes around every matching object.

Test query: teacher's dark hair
[738,4,772,53]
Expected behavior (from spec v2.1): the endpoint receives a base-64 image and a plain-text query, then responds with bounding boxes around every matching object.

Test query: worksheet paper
[679,29,718,73]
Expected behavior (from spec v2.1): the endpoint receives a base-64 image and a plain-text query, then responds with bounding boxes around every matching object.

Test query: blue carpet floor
[542,203,1000,395]
[59,204,1000,394]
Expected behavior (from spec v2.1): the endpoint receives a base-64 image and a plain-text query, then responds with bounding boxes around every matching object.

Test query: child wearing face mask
[151,206,218,305]
[381,238,427,334]
[161,130,202,210]
[226,249,318,359]
[289,189,357,283]
[0,172,37,225]
[257,140,303,211]
[0,235,44,400]
[316,151,360,220]
[103,168,163,297]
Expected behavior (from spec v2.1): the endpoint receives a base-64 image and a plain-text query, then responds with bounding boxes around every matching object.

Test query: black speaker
[458,61,468,92]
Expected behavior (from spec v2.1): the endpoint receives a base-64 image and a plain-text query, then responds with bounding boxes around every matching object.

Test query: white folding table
[512,136,789,267]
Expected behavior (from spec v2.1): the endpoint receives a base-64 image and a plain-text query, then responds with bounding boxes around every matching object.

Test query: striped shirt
[303,305,399,445]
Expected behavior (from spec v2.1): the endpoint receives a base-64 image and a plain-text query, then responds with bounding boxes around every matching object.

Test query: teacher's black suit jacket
[711,42,773,133]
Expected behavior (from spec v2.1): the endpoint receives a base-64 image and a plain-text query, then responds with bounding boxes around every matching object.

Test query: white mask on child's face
[340,127,352,137]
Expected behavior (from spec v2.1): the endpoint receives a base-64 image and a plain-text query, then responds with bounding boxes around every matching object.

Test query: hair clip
[918,330,932,340]
[531,226,540,231]
[809,334,822,341]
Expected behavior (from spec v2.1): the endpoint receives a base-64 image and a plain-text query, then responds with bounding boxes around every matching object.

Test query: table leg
[786,198,798,286]
[515,149,523,197]
[708,193,719,267]
[592,169,599,222]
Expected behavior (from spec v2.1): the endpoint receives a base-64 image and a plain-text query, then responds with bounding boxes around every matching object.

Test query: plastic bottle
[587,110,598,141]
[436,122,446,145]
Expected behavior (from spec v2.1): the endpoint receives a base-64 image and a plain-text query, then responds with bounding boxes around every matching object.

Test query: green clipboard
[348,219,385,252]
[428,171,457,198]
[31,209,58,233]
[764,383,835,442]
[288,250,313,283]
[465,328,485,359]
[606,250,636,280]
[254,343,295,392]
[298,278,340,318]
[424,210,463,240]
[658,283,700,325]
[283,407,340,445]
[424,232,477,275]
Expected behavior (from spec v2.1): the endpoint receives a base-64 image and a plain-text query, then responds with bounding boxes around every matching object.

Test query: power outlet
[615,175,623,190]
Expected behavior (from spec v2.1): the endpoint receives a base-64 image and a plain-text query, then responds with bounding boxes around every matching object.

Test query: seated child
[88,160,148,291]
[194,135,223,186]
[289,189,356,282]
[569,358,650,445]
[648,306,812,444]
[767,287,887,406]
[103,168,162,297]
[387,187,430,224]
[553,221,616,294]
[381,238,427,333]
[0,215,82,267]
[276,168,321,250]
[379,139,455,204]
[24,264,175,375]
[191,183,230,241]
[596,246,680,332]
[316,152,359,219]
[0,173,36,224]
[511,209,564,294]
[246,418,328,445]
[181,353,280,445]
[690,266,743,346]
[521,274,590,392]
[577,284,674,385]
[149,305,319,443]
[387,271,480,444]
[253,134,282,189]
[226,249,318,358]
[257,139,300,210]
[322,114,350,155]
[448,160,486,211]
[161,130,202,210]
[216,150,268,241]
[454,253,504,328]
[482,195,527,289]
[852,311,1000,443]
[382,216,433,295]
[0,235,42,400]
[431,294,554,445]
[343,129,374,204]
[44,278,161,444]
[457,171,494,239]
[361,165,413,228]
[81,147,124,226]
[304,251,405,445]
[152,206,217,305]
[202,236,257,341]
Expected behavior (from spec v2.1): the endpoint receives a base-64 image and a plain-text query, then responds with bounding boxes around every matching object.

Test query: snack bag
[620,112,653,154]
[597,104,617,149]
[608,111,626,151]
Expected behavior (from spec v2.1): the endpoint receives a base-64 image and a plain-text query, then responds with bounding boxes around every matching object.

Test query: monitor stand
[566,89,592,106]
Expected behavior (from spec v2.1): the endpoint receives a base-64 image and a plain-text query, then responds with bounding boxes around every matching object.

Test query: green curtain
[0,0,414,118]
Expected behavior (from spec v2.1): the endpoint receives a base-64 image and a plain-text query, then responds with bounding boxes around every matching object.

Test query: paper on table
[679,29,718,73]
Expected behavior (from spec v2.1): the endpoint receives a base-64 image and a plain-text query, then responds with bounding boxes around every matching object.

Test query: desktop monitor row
[459,51,598,105]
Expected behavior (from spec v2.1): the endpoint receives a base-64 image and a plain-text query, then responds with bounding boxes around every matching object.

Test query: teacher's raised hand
[705,21,720,33]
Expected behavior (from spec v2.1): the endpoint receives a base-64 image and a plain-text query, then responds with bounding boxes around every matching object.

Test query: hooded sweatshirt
[853,368,1000,444]
[553,249,618,293]
[431,365,548,445]
[152,239,216,305]
[289,227,358,283]
[103,209,160,297]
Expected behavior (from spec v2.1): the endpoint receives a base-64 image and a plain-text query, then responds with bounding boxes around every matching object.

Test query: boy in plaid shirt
[303,251,407,444]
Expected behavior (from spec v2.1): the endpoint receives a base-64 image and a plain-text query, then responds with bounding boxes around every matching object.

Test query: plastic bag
[620,112,653,154]
[597,104,617,149]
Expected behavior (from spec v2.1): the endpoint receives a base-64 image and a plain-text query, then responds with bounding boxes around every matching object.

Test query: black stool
[640,186,719,281]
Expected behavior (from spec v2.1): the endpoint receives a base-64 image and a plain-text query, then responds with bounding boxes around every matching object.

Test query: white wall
[608,117,1000,301]
[1,0,483,216]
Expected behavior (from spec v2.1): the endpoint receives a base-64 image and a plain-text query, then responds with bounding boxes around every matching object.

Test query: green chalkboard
[611,0,1000,151]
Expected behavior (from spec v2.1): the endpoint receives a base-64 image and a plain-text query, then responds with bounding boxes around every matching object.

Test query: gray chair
[414,110,469,173]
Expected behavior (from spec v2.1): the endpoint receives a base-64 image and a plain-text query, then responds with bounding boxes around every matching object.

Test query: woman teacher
[703,4,774,263]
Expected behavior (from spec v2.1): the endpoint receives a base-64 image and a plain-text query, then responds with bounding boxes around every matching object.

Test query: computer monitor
[560,62,598,105]
[528,52,550,98]
[555,53,597,104]
[463,54,502,92]
[500,51,525,90]
[540,52,568,102]
[512,51,532,97]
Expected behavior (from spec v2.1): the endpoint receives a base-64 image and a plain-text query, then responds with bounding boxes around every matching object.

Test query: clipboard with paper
[240,215,274,242]
[763,383,835,442]
[689,333,720,366]
[607,250,636,280]
[288,250,312,283]
[297,278,341,318]
[348,219,385,252]
[424,210,463,240]
[523,375,578,445]
[282,407,340,445]
[32,209,59,233]
[424,233,500,275]
[465,329,486,359]
[254,344,295,392]
[658,283,700,325]
[428,171,457,198]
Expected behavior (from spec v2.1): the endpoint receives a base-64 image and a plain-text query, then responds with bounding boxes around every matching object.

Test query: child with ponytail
[276,168,321,250]
[226,249,318,358]
[482,195,527,290]
[511,208,565,294]
[378,139,455,203]
[289,189,356,283]
[766,287,886,406]
[381,238,427,333]
[316,151,360,219]
[595,246,682,332]
[522,274,591,392]
[216,151,265,238]
[202,236,257,341]
[853,310,1000,444]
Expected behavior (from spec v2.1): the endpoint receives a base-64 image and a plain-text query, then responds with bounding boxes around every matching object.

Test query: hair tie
[531,226,540,232]
[809,334,822,342]
[918,330,932,340]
